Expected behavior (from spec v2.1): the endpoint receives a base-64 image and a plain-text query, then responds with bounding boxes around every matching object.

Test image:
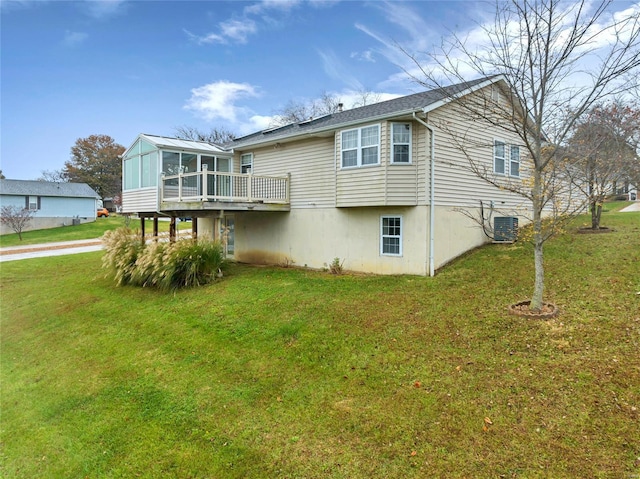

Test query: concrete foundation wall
[234,207,429,275]
[193,205,527,276]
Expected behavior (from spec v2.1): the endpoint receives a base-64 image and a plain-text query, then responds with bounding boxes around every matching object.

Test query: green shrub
[102,227,226,290]
[328,257,344,275]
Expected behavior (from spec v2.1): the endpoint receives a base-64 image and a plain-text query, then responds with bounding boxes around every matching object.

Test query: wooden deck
[160,171,290,212]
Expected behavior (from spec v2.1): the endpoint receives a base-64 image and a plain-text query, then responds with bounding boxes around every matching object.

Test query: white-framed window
[391,123,412,163]
[381,216,402,256]
[510,145,520,177]
[27,196,39,210]
[491,84,500,102]
[241,153,253,174]
[341,124,380,168]
[494,140,506,175]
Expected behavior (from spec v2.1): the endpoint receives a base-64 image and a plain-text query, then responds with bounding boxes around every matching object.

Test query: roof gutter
[412,111,436,277]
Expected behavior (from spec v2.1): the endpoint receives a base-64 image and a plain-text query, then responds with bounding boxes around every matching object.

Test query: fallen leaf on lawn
[411,451,417,456]
[414,381,421,388]
[484,417,493,425]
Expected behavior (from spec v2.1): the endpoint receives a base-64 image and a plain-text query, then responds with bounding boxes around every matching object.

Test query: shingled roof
[228,76,501,149]
[0,179,100,199]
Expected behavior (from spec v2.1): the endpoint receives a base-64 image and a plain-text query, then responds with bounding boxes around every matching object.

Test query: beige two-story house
[122,76,530,276]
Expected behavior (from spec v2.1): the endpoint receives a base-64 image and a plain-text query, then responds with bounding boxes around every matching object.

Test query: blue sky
[1,0,637,180]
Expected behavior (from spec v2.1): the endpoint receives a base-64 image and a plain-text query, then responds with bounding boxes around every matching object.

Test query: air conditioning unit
[494,216,518,242]
[72,218,81,226]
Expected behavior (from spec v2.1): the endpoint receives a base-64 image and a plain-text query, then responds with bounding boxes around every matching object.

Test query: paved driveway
[0,239,103,262]
[620,202,640,212]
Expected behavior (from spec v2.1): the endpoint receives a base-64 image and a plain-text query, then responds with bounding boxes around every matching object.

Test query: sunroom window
[123,139,158,190]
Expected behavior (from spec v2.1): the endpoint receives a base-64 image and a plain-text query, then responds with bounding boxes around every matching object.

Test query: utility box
[494,217,518,242]
[72,218,81,226]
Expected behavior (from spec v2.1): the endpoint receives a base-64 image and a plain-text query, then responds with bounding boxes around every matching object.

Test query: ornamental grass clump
[102,227,226,290]
[155,238,225,290]
[101,227,143,286]
[130,240,169,288]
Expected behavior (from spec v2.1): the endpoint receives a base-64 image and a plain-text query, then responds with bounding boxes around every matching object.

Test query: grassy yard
[0,215,192,248]
[1,206,639,478]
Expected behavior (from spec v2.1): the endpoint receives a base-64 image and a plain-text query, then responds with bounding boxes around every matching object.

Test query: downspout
[412,111,435,277]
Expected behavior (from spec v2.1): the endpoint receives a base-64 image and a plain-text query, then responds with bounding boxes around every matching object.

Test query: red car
[97,208,109,218]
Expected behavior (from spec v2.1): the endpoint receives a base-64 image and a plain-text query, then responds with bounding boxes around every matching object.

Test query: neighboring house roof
[0,179,100,199]
[126,134,230,156]
[228,76,502,149]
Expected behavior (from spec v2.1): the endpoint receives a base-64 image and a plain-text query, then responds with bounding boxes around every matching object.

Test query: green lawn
[1,207,639,478]
[0,215,192,247]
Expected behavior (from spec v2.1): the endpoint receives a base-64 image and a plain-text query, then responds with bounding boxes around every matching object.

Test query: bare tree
[1,205,35,240]
[272,91,343,126]
[271,90,383,127]
[405,0,640,311]
[38,169,66,182]
[174,126,236,144]
[351,89,382,108]
[564,101,640,229]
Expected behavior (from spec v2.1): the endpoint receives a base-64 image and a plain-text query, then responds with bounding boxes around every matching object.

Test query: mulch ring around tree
[577,227,614,234]
[508,300,559,319]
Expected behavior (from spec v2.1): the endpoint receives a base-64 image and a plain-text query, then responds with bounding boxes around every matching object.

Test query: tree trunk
[531,220,545,311]
[593,202,602,229]
[531,171,545,312]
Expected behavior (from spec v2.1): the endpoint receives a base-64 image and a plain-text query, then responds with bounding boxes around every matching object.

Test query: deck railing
[161,171,290,204]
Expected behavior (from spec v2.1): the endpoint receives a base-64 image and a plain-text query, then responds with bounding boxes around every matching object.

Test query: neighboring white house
[0,179,101,234]
[122,76,534,276]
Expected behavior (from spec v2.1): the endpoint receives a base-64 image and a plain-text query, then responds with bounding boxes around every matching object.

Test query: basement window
[381,216,402,256]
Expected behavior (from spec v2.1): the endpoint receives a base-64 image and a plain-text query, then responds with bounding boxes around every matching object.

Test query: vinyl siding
[0,194,96,218]
[386,122,427,205]
[428,89,531,214]
[237,136,335,209]
[122,188,158,213]
[336,121,424,207]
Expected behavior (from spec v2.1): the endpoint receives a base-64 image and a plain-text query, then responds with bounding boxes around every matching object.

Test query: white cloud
[190,19,258,44]
[220,19,258,43]
[62,30,88,47]
[190,18,257,44]
[1,0,54,14]
[243,0,301,16]
[341,90,401,108]
[191,0,339,46]
[82,0,127,19]
[317,49,364,91]
[350,50,376,63]
[184,81,260,123]
[244,114,276,132]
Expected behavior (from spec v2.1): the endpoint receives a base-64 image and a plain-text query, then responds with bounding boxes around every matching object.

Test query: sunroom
[121,134,290,218]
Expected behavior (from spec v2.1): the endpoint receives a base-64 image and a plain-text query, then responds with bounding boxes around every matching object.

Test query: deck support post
[153,216,159,241]
[192,218,197,240]
[170,217,176,243]
[140,215,146,245]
